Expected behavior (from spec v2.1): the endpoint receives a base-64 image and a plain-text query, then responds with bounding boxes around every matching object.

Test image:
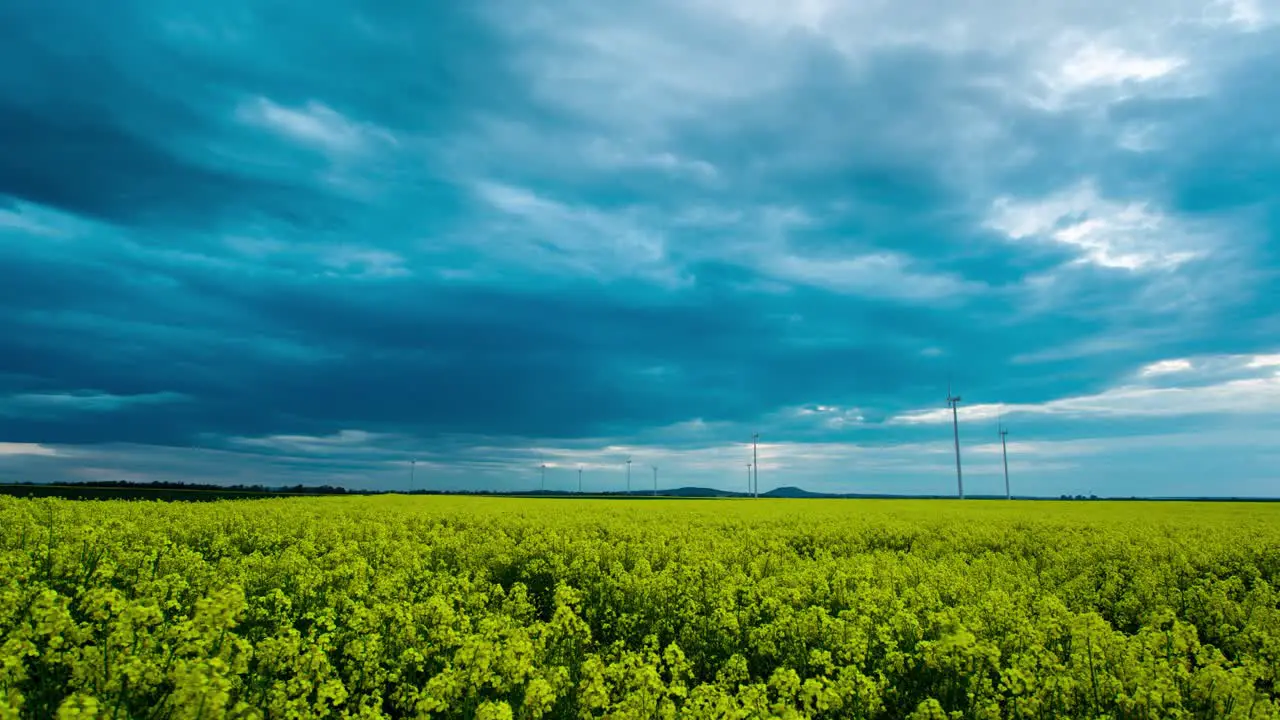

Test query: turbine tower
[578,465,583,494]
[652,465,658,496]
[752,433,759,499]
[540,463,546,493]
[999,413,1010,500]
[947,382,964,499]
[626,457,632,494]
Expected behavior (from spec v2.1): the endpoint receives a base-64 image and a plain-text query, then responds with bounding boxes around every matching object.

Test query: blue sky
[1,0,1279,496]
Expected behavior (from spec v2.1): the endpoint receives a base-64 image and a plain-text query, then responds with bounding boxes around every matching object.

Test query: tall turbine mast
[947,381,964,499]
[652,465,658,496]
[999,412,1010,500]
[540,463,546,493]
[578,465,583,494]
[626,457,632,494]
[752,433,759,499]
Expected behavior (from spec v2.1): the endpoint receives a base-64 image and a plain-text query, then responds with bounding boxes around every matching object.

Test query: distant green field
[3,496,1278,718]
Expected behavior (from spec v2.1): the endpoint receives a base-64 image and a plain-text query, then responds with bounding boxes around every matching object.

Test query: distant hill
[762,486,828,498]
[660,486,739,497]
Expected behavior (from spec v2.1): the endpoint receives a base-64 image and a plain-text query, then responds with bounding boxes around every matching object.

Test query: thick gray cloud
[1,0,1279,495]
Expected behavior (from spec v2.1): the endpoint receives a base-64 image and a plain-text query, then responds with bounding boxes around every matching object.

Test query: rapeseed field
[2,496,1278,719]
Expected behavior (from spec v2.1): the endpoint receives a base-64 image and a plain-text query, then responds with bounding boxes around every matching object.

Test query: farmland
[2,496,1279,719]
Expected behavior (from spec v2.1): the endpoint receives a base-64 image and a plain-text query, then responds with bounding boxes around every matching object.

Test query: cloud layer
[1,0,1279,495]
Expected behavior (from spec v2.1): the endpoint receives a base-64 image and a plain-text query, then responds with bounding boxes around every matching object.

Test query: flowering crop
[3,496,1279,719]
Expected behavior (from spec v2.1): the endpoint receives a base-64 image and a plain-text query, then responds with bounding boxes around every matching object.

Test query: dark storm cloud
[1,239,960,443]
[1,0,1279,494]
[0,4,340,230]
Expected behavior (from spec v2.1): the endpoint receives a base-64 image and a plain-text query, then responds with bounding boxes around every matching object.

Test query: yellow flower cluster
[2,496,1279,719]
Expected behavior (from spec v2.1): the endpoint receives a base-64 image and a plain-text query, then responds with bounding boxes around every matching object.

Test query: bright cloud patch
[1212,0,1269,29]
[792,404,867,428]
[986,181,1205,271]
[892,352,1280,424]
[1140,359,1194,376]
[236,97,397,154]
[0,442,57,457]
[227,430,390,455]
[1049,44,1185,94]
[1248,354,1280,368]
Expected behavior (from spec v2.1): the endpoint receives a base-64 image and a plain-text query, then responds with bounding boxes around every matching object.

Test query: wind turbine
[626,457,632,494]
[652,465,658,496]
[752,433,759,499]
[998,411,1010,500]
[578,465,583,494]
[947,381,964,499]
[540,463,546,493]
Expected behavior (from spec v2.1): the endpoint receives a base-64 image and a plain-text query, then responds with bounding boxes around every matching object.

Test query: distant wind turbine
[540,463,546,493]
[578,465,583,494]
[947,381,964,499]
[998,411,1011,500]
[652,465,658,496]
[752,433,759,499]
[626,457,632,494]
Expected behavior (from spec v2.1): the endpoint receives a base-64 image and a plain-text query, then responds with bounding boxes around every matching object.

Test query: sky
[1,0,1279,497]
